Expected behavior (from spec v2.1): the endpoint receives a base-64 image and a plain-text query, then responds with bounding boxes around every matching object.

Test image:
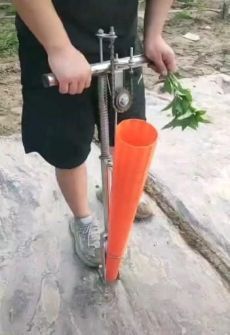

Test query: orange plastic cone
[106,119,158,282]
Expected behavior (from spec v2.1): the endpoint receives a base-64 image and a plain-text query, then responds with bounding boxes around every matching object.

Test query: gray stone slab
[146,74,230,273]
[0,137,230,335]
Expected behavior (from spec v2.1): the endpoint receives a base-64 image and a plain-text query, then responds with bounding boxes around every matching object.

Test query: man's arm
[13,0,91,94]
[144,0,176,75]
[13,0,71,53]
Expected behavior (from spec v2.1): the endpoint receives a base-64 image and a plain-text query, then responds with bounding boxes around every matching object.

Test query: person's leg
[56,163,91,218]
[22,85,101,267]
[56,164,101,267]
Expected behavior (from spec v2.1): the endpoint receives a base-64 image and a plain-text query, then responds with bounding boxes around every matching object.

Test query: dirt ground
[0,4,230,136]
[0,61,21,135]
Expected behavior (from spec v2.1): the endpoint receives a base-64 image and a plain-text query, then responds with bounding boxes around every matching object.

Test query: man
[13,0,176,267]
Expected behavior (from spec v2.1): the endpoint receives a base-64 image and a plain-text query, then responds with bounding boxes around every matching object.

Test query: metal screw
[119,93,130,107]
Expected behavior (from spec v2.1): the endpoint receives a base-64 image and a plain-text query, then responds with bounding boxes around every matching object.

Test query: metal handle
[42,54,148,87]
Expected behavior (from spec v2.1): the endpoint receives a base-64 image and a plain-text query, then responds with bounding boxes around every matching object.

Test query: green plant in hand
[162,73,210,130]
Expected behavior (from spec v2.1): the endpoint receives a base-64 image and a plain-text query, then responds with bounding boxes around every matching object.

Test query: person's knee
[55,161,87,177]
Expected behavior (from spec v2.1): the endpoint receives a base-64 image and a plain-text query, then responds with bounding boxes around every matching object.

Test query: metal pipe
[42,54,148,88]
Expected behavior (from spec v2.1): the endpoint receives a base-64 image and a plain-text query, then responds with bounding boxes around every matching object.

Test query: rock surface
[0,136,230,335]
[146,74,230,275]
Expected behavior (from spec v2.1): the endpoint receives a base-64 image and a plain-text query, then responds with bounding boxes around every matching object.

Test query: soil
[0,2,230,135]
[142,9,230,89]
[0,61,21,135]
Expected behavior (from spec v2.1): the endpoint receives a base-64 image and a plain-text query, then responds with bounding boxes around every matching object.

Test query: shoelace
[79,221,100,248]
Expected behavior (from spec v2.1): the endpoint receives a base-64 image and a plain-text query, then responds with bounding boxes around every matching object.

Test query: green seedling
[162,73,210,130]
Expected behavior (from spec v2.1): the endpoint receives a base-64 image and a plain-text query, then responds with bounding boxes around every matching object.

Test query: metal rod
[96,28,115,281]
[98,73,111,281]
[42,54,148,88]
[97,29,104,63]
[98,75,112,233]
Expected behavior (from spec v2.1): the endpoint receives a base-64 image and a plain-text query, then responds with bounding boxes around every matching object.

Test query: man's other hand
[145,36,177,76]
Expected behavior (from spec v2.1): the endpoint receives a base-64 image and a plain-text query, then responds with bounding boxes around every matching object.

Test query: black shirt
[16,1,139,87]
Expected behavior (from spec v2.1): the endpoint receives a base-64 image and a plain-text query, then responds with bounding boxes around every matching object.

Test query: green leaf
[162,99,175,111]
[188,117,199,130]
[163,77,174,94]
[168,73,183,90]
[162,118,180,130]
[195,110,207,116]
[178,88,193,103]
[183,115,203,130]
[181,99,191,113]
[180,116,195,130]
[177,111,194,120]
[172,100,185,117]
[197,116,211,124]
[172,71,182,79]
[162,73,210,130]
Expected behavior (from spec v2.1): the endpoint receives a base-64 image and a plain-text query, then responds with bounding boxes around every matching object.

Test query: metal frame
[42,55,148,88]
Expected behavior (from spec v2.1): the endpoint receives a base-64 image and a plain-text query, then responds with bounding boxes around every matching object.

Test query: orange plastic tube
[106,119,158,282]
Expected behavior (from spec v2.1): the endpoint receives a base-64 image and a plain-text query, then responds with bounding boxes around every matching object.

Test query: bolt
[98,29,104,35]
[119,93,130,107]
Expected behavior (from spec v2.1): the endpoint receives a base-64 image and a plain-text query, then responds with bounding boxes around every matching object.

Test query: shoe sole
[69,221,99,268]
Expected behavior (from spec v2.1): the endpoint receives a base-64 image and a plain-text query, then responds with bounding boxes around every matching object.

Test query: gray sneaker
[69,216,101,268]
[96,188,154,221]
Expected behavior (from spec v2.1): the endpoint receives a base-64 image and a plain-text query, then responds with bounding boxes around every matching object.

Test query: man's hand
[48,45,92,95]
[145,36,177,76]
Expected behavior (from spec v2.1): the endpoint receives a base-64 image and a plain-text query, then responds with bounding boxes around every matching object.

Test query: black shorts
[21,68,146,169]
